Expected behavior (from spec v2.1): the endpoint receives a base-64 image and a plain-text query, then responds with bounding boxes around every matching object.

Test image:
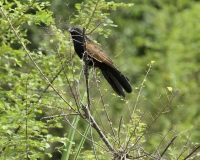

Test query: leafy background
[1,0,200,159]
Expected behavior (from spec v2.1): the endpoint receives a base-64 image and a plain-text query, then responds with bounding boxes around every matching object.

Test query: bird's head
[68,26,83,36]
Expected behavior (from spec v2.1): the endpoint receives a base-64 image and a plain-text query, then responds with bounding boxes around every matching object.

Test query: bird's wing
[86,38,115,67]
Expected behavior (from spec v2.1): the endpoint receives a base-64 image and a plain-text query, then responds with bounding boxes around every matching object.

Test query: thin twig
[93,69,119,149]
[25,76,29,159]
[37,67,63,102]
[87,22,102,35]
[85,0,100,30]
[154,125,176,157]
[177,132,191,159]
[125,111,146,151]
[184,144,200,160]
[40,113,79,120]
[93,69,106,131]
[159,136,177,159]
[131,63,152,119]
[177,131,192,159]
[129,90,179,151]
[117,117,123,148]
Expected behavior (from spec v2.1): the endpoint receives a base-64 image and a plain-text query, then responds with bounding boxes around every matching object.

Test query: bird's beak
[68,28,72,32]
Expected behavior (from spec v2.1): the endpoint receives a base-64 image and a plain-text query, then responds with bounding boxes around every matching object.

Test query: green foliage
[0,0,66,159]
[1,0,200,159]
[72,0,133,37]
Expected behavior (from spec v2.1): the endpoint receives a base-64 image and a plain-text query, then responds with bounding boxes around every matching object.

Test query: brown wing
[86,38,115,68]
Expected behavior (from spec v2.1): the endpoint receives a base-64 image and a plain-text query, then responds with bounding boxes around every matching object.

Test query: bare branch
[82,105,116,153]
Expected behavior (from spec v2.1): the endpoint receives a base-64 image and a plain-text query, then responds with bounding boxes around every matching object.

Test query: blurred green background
[46,0,200,143]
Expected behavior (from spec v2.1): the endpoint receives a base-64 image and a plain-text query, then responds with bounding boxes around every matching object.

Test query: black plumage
[68,26,132,97]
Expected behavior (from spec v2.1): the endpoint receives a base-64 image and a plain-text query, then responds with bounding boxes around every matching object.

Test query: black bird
[68,26,132,97]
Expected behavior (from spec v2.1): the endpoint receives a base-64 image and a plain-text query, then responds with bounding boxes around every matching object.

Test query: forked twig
[129,90,179,151]
[82,105,116,153]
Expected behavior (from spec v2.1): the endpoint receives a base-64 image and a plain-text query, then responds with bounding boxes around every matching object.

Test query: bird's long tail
[99,64,132,97]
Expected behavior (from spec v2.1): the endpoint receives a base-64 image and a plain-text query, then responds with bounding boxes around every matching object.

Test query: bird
[68,26,132,97]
